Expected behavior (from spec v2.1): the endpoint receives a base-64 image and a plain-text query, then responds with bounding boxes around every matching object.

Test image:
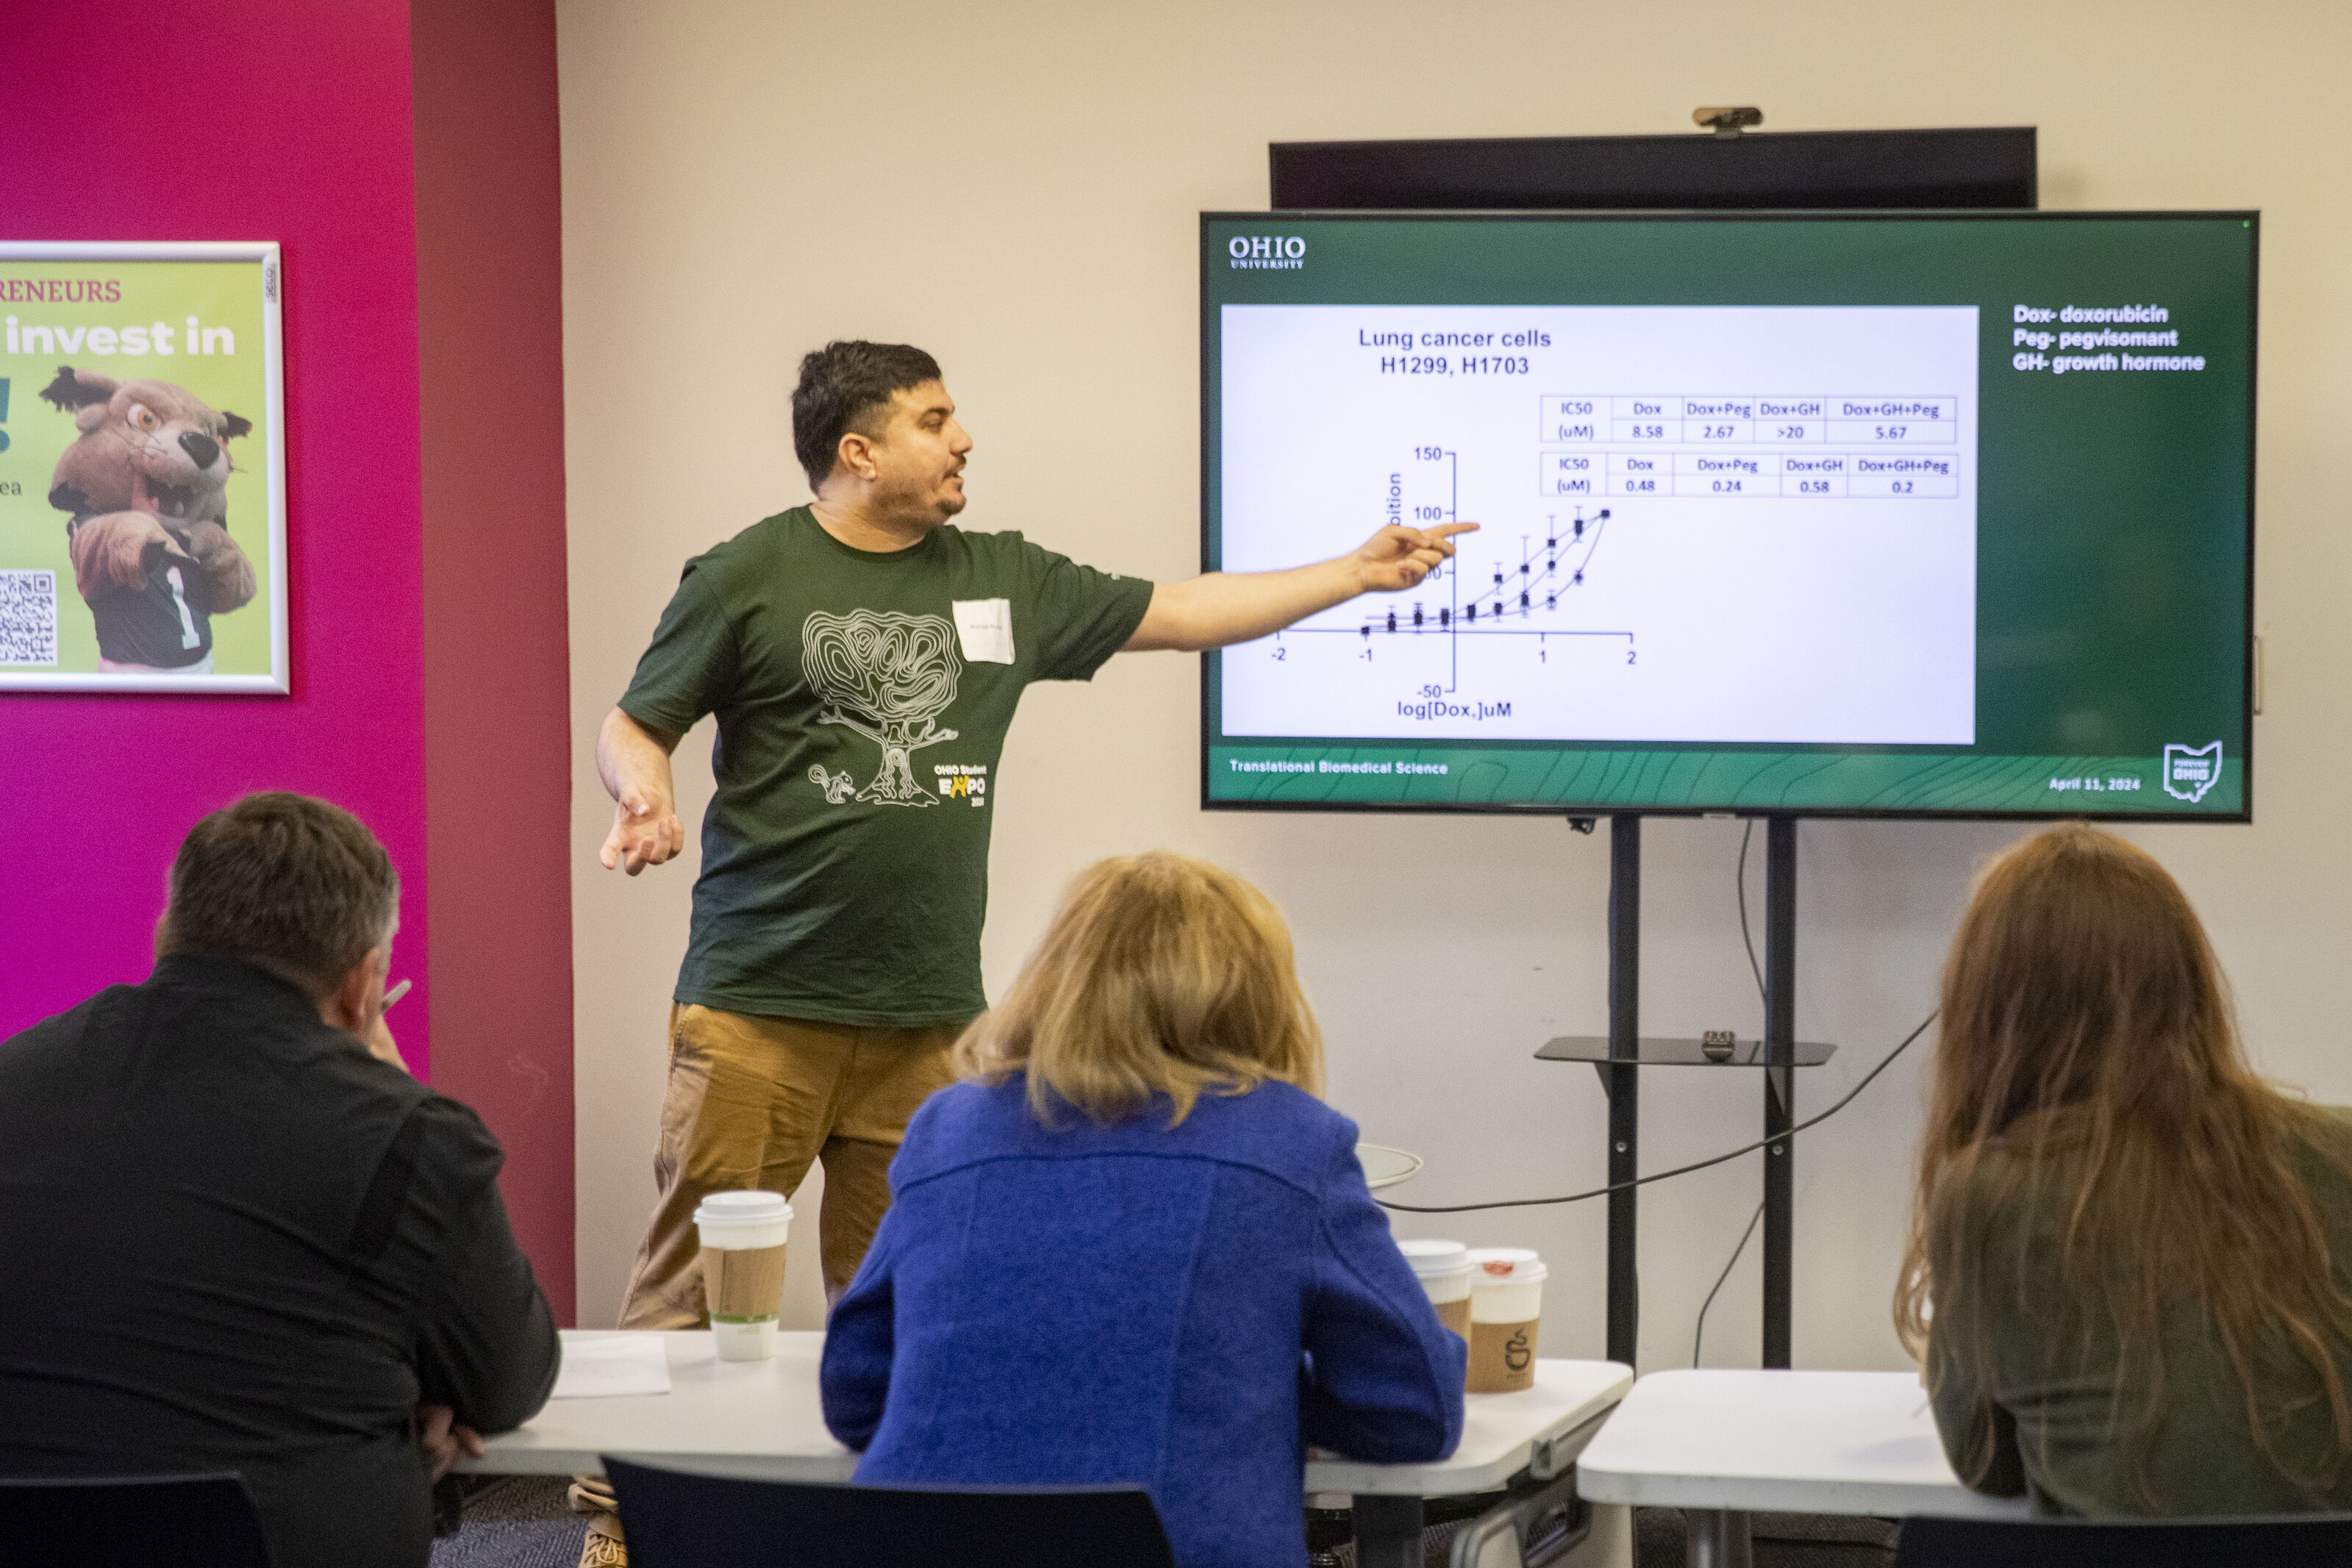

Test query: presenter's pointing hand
[602,792,685,876]
[1353,521,1478,593]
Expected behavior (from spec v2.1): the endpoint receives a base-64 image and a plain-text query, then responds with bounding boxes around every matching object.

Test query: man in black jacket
[0,792,560,1568]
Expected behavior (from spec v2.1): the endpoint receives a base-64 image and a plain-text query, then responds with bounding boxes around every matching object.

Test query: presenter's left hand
[418,1403,485,1481]
[1351,521,1478,593]
[602,792,685,876]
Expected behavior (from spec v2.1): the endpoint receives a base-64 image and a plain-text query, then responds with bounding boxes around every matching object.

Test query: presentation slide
[1201,214,2254,820]
[1220,304,1979,745]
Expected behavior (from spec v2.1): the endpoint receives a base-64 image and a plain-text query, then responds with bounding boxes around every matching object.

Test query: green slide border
[1196,210,2257,823]
[1209,744,2242,817]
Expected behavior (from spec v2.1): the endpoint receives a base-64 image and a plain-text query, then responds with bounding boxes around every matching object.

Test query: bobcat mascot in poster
[40,365,256,673]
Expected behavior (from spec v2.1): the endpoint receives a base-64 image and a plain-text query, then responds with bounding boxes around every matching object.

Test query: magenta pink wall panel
[0,2,431,1070]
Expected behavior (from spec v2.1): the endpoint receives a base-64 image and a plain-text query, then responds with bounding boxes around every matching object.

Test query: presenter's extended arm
[598,706,687,876]
[1122,522,1477,654]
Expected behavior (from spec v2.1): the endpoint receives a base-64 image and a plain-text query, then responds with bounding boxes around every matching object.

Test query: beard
[865,464,965,528]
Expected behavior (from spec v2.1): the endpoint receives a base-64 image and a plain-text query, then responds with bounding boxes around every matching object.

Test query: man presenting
[599,340,1468,1331]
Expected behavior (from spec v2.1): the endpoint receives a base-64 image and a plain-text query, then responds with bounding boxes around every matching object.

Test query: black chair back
[604,1456,1176,1568]
[0,1472,272,1567]
[1896,1512,2352,1567]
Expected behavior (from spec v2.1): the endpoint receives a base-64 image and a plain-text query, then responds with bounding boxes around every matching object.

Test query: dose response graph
[1217,304,1981,745]
[1279,446,1634,698]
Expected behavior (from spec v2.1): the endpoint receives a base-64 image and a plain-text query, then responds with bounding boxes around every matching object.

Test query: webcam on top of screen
[1693,107,1764,137]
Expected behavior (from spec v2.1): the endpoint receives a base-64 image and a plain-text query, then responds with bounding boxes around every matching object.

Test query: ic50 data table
[1539,394,1961,501]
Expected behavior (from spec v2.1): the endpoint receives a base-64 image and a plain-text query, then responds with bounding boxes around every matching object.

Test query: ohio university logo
[1229,235,1306,271]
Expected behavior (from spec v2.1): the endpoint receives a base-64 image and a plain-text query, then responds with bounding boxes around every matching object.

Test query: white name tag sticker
[951,598,1015,664]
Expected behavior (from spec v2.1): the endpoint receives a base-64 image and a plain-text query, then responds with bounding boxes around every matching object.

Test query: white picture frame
[0,240,287,693]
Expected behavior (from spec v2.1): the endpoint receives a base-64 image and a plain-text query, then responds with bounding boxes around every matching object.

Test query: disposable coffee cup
[1398,1239,1472,1339]
[694,1190,793,1361]
[1463,1248,1546,1393]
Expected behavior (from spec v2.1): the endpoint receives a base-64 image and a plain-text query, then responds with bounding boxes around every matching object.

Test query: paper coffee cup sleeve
[700,1243,789,1320]
[1466,1318,1540,1393]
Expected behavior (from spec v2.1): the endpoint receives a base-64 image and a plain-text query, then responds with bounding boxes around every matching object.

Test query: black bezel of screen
[1197,209,2258,823]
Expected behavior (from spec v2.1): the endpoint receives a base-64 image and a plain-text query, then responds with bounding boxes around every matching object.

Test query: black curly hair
[790,340,943,490]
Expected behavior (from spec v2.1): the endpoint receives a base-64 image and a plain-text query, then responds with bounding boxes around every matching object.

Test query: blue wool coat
[819,1075,1466,1568]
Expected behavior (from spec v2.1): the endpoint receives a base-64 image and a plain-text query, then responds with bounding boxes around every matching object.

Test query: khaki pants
[616,1004,962,1325]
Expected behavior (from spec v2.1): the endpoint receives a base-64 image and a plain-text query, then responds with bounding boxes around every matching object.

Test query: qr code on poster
[0,570,60,666]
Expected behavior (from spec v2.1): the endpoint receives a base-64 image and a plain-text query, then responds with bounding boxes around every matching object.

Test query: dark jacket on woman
[821,1075,1466,1568]
[0,956,559,1568]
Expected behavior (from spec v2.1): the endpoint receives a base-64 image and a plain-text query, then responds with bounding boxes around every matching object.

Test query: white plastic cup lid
[1398,1239,1470,1278]
[693,1190,792,1227]
[1465,1247,1547,1284]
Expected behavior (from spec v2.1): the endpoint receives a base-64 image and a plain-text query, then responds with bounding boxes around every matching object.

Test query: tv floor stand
[1533,815,1834,1367]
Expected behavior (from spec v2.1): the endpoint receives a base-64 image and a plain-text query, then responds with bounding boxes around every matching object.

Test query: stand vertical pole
[1762,817,1797,1368]
[1606,815,1641,1366]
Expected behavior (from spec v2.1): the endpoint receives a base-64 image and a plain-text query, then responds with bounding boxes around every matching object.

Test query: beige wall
[557,0,2352,1368]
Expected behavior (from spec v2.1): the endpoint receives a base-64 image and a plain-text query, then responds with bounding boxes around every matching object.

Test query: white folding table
[465,1330,1631,1568]
[1573,1369,2031,1568]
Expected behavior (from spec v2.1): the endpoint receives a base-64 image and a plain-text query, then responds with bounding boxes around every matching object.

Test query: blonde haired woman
[821,853,1464,1567]
[1899,823,2352,1514]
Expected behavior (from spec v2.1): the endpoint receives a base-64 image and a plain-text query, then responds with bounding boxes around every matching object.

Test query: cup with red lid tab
[1462,1247,1545,1392]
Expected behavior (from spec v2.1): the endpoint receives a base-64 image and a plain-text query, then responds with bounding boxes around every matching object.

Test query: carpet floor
[429,1477,587,1568]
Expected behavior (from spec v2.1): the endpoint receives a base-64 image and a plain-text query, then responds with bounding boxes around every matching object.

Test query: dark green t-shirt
[619,508,1154,1025]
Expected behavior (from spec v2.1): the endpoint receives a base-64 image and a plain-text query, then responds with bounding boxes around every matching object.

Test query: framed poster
[0,242,286,693]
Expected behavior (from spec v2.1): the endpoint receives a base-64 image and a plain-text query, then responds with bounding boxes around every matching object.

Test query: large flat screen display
[1201,212,2255,820]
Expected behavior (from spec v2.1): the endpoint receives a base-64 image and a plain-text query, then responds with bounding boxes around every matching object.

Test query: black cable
[1737,820,1766,1012]
[1692,1200,1764,1368]
[1378,1007,1937,1214]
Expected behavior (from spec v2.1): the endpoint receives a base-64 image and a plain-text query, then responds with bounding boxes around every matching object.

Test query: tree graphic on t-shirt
[802,609,962,806]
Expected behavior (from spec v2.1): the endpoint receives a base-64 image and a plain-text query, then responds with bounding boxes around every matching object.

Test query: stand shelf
[1536,1037,1835,1070]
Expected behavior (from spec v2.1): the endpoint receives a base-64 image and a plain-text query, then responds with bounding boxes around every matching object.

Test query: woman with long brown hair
[819,851,1465,1567]
[1898,823,2352,1514]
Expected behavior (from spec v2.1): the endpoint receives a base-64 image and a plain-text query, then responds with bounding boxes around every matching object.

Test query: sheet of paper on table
[551,1334,673,1399]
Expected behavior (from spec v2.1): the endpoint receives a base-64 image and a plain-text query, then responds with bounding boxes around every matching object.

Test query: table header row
[1542,395,1959,423]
